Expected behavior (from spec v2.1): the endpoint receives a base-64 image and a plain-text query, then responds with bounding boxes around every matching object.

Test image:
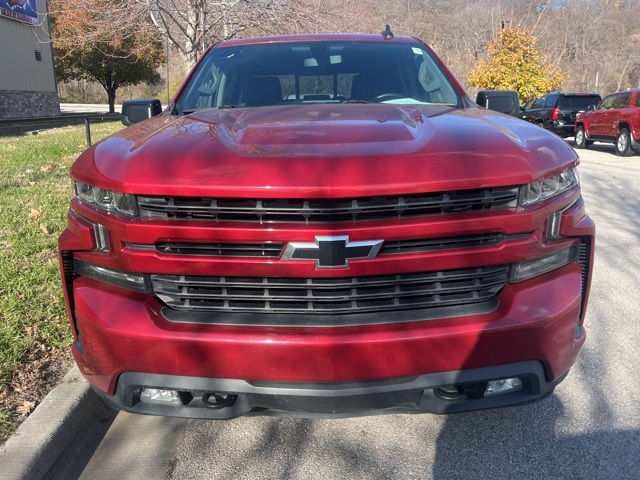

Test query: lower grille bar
[151,265,509,316]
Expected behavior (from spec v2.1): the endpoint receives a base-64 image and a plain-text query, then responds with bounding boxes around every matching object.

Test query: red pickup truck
[58,32,594,418]
[575,88,640,156]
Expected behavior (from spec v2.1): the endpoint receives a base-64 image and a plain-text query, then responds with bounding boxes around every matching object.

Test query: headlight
[74,181,137,216]
[519,168,579,206]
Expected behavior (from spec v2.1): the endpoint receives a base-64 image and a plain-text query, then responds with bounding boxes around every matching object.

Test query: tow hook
[202,392,238,409]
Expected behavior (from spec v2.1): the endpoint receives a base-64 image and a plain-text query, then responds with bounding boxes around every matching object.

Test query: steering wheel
[372,93,406,102]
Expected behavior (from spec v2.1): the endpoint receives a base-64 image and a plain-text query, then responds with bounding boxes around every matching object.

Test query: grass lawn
[0,121,124,444]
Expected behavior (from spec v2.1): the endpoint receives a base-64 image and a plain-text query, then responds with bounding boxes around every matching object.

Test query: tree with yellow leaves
[468,25,567,103]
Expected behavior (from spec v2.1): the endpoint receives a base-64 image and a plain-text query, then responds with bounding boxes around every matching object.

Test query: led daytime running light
[510,246,579,283]
[73,258,150,293]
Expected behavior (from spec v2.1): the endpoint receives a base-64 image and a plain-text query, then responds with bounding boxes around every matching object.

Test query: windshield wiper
[343,100,370,104]
[181,105,236,115]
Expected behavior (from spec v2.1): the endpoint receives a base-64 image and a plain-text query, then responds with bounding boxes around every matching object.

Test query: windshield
[175,40,461,113]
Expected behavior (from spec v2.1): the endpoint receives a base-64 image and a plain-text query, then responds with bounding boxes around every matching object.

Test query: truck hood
[73,104,578,197]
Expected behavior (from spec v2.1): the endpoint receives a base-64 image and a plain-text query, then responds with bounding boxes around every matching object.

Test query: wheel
[615,128,634,156]
[574,126,592,149]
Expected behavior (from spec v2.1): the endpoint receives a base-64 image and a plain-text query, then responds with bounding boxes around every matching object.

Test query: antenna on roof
[381,24,394,40]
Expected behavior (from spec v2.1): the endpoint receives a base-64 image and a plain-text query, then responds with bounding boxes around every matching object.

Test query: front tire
[615,128,634,156]
[574,126,592,149]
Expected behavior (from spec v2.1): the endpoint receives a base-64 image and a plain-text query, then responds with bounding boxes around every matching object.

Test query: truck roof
[216,33,422,48]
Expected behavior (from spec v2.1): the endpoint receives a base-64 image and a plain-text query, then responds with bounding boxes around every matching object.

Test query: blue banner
[0,0,38,25]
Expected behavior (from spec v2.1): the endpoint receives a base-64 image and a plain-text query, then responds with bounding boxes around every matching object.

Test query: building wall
[0,0,60,119]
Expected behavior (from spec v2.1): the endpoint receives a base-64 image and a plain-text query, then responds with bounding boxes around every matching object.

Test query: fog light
[140,388,181,406]
[484,378,523,397]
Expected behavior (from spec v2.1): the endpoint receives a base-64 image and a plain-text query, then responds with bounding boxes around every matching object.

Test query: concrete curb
[0,366,102,480]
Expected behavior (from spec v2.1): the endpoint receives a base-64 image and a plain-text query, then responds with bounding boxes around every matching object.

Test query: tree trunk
[107,86,117,113]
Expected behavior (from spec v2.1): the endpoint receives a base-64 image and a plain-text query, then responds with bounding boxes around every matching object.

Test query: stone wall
[0,91,61,119]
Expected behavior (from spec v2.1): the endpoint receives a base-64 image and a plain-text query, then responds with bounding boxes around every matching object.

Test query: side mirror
[475,90,520,116]
[121,99,163,126]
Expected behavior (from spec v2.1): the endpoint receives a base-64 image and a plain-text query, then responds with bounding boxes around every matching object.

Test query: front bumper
[68,261,586,418]
[551,123,576,138]
[94,360,568,418]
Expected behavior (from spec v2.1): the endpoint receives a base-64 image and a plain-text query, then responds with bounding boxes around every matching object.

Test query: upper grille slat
[137,187,519,223]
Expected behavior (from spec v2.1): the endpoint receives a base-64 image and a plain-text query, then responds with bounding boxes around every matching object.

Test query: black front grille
[151,265,509,315]
[156,242,284,257]
[381,233,519,255]
[137,187,519,223]
[152,233,525,258]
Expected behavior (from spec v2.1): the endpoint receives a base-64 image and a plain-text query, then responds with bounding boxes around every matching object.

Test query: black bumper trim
[93,361,567,419]
[160,298,499,327]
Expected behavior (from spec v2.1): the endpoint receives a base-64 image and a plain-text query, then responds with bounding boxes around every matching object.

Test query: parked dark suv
[519,92,601,137]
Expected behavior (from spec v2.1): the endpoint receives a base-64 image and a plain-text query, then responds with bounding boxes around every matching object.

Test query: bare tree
[141,0,282,70]
[139,0,375,72]
[537,0,640,95]
[292,0,376,35]
[47,0,154,52]
[49,0,640,100]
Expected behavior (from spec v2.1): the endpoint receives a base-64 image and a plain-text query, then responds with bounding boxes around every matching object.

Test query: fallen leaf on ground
[16,401,36,418]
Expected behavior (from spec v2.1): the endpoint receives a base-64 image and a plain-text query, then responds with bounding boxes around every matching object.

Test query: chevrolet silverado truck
[58,32,595,419]
[574,88,640,156]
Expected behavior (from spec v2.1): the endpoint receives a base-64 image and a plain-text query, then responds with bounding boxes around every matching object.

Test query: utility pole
[166,35,170,105]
